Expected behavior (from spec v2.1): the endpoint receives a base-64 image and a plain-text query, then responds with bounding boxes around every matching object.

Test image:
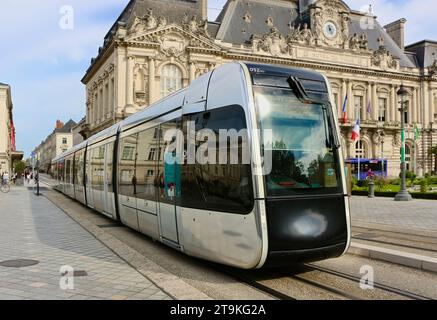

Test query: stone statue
[300,23,314,45]
[130,14,143,34]
[349,33,360,50]
[157,16,167,29]
[198,19,210,38]
[189,15,199,33]
[266,15,274,27]
[144,8,157,30]
[360,33,368,49]
[312,9,323,41]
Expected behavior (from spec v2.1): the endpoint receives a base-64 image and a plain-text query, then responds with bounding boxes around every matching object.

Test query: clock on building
[323,21,338,39]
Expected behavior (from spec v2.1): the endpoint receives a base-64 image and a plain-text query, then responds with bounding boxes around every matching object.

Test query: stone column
[372,82,378,121]
[365,82,372,121]
[189,62,196,83]
[347,80,353,121]
[126,55,134,107]
[342,80,347,120]
[412,87,418,124]
[423,82,429,127]
[148,58,155,105]
[390,85,396,123]
[429,85,434,125]
[394,85,401,123]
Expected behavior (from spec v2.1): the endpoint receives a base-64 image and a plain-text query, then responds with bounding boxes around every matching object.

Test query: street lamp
[395,84,413,201]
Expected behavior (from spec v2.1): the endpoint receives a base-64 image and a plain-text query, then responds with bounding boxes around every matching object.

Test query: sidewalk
[349,196,437,273]
[350,196,437,232]
[0,183,171,300]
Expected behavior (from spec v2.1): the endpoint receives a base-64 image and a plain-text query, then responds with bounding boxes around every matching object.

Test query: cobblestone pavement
[0,184,171,300]
[350,196,437,232]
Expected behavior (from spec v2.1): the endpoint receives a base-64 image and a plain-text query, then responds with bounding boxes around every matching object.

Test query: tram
[52,62,350,268]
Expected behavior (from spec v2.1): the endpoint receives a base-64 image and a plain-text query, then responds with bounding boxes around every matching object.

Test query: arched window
[355,140,366,159]
[405,144,412,171]
[160,64,182,98]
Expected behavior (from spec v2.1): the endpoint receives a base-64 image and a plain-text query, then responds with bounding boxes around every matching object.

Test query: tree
[429,145,437,175]
[14,160,26,176]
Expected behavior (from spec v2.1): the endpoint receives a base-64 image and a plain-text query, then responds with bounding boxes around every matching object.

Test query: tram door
[157,120,180,244]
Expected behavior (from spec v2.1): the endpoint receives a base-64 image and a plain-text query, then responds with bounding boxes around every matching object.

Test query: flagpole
[358,153,361,181]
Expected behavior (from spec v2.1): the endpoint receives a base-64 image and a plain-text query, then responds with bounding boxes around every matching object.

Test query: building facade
[81,0,437,177]
[33,120,77,173]
[0,83,23,176]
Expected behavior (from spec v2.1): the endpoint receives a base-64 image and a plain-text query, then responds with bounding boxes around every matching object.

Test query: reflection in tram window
[118,133,138,197]
[254,86,341,197]
[181,105,254,214]
[158,120,180,205]
[74,149,85,186]
[106,143,114,191]
[136,128,158,201]
[91,146,105,191]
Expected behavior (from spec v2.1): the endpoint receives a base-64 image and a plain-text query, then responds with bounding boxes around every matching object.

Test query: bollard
[368,181,375,198]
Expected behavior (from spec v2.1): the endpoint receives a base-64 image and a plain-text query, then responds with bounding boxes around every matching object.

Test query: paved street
[1,179,437,300]
[350,196,437,232]
[0,183,170,300]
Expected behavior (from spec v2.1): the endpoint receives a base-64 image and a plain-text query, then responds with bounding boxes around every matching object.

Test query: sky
[0,0,436,158]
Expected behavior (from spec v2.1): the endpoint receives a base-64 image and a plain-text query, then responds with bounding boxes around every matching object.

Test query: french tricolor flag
[351,118,361,142]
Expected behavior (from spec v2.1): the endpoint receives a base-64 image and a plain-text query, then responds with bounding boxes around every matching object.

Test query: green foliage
[390,178,401,185]
[14,161,26,176]
[428,176,437,185]
[351,176,358,190]
[357,179,369,188]
[420,179,428,193]
[374,177,389,192]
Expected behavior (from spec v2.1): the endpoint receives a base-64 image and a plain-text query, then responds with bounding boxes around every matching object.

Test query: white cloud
[0,0,129,156]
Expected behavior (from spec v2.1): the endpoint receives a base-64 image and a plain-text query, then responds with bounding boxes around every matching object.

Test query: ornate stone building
[33,120,77,173]
[81,0,437,177]
[0,83,23,176]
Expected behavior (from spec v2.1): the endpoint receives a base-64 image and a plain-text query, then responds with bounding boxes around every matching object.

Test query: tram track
[39,178,435,300]
[305,263,433,300]
[215,265,364,300]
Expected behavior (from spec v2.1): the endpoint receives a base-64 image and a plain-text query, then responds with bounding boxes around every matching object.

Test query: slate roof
[214,0,417,68]
[103,0,204,44]
[55,119,77,134]
[405,40,437,68]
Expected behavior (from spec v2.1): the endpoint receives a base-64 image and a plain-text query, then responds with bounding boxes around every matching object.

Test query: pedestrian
[366,168,375,180]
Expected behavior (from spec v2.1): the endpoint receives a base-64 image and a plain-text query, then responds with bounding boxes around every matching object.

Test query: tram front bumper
[264,195,348,266]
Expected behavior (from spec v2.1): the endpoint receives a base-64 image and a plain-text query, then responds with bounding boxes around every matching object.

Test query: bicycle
[1,180,10,193]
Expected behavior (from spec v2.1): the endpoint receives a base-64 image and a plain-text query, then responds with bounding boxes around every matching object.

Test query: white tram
[52,62,350,268]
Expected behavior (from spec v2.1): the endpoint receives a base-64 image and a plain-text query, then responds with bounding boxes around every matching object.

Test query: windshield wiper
[287,76,313,103]
[324,105,341,149]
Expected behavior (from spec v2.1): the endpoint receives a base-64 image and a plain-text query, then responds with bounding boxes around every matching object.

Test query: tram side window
[106,142,114,192]
[65,157,71,184]
[158,120,180,205]
[91,146,105,191]
[136,128,158,201]
[181,105,254,214]
[118,133,138,197]
[74,150,85,186]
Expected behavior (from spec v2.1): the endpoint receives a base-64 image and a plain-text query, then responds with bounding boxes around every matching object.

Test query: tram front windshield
[254,86,342,197]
